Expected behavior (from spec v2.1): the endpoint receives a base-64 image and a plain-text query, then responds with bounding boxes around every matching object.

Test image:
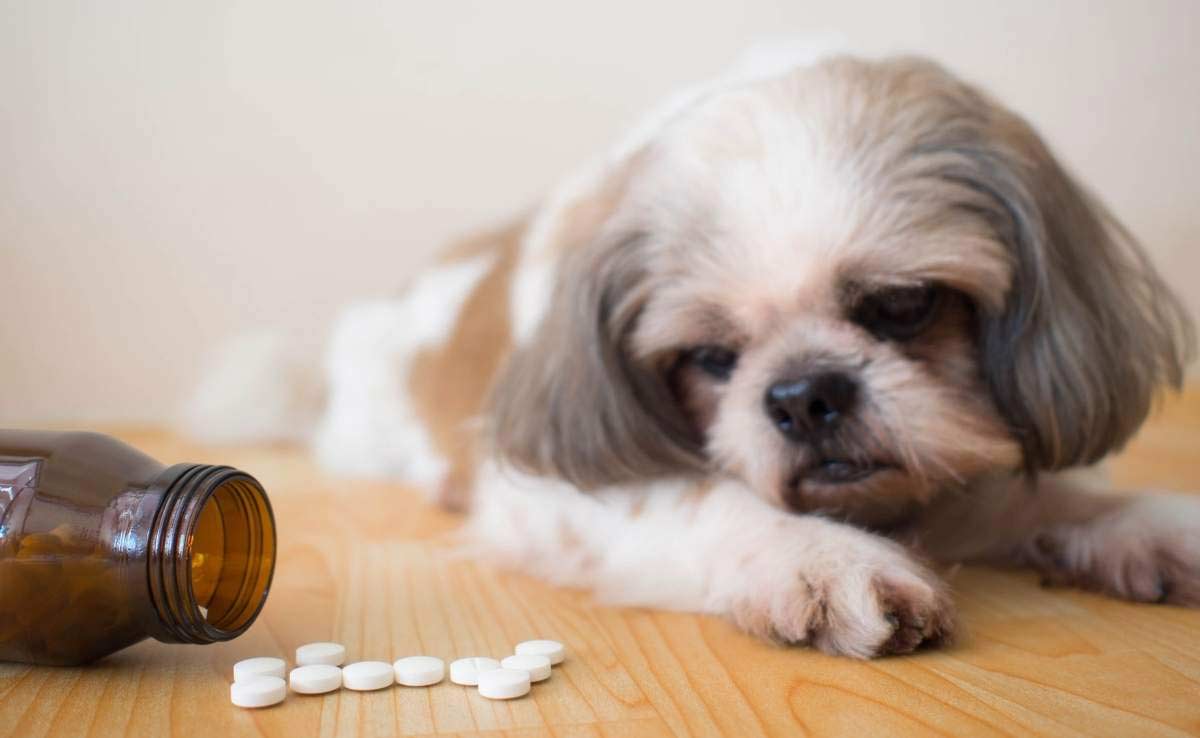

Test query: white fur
[465,460,945,658]
[313,253,494,482]
[510,259,555,346]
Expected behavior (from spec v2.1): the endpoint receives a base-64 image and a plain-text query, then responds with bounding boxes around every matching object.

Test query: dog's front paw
[1026,495,1200,606]
[726,534,955,658]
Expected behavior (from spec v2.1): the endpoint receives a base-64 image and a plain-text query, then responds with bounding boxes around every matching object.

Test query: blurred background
[2,0,1197,425]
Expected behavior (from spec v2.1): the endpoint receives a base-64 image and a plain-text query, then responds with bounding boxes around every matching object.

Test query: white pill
[477,668,531,700]
[230,676,286,708]
[393,655,445,686]
[449,657,501,686]
[295,642,346,666]
[501,654,552,682]
[514,640,565,665]
[342,661,394,691]
[289,664,342,694]
[233,657,286,682]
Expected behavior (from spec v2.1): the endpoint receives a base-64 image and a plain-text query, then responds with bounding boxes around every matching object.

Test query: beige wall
[3,1,1198,424]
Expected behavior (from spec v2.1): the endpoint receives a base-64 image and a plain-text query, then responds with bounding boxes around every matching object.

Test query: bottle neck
[145,464,277,644]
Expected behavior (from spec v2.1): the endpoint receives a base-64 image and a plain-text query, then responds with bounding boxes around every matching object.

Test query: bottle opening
[148,465,276,643]
[188,475,276,633]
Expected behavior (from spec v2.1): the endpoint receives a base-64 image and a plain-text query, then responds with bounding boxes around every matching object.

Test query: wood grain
[3,387,1199,737]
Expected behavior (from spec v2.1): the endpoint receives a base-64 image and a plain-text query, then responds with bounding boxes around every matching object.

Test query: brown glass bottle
[0,430,276,665]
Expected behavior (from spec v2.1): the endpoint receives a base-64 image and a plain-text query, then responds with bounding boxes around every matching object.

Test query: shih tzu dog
[193,51,1197,658]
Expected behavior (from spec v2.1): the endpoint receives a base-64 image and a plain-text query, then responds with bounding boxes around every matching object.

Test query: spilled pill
[230,676,287,708]
[227,637,569,708]
[394,656,445,686]
[449,657,501,686]
[501,654,552,682]
[289,664,342,694]
[295,642,346,667]
[342,661,394,691]
[233,657,287,682]
[477,668,531,700]
[514,639,565,665]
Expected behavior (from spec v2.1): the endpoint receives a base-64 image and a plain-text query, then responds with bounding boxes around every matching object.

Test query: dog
[191,51,1197,658]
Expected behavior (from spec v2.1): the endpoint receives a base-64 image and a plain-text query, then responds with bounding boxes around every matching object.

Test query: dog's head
[489,56,1194,525]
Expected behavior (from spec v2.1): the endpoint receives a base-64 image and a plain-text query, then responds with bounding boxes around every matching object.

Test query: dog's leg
[913,473,1200,605]
[465,464,954,657]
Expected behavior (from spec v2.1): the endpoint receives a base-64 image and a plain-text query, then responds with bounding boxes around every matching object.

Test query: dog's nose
[764,372,859,441]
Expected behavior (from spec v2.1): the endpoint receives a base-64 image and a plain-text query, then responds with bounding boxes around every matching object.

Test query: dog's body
[216,52,1198,658]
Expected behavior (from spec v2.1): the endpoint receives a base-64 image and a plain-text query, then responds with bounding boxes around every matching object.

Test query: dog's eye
[852,285,943,341]
[687,345,739,380]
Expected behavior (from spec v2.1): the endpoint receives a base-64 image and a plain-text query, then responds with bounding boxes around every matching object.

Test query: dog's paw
[727,534,955,658]
[1025,495,1200,606]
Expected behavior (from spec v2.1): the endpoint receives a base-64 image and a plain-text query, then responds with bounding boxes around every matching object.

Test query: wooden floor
[3,389,1200,738]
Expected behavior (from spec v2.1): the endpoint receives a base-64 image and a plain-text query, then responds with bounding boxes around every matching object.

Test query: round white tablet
[295,642,346,667]
[289,664,342,694]
[233,656,287,682]
[501,654,552,682]
[477,668,531,700]
[393,655,445,686]
[342,661,394,691]
[230,676,286,708]
[514,639,565,665]
[450,657,501,686]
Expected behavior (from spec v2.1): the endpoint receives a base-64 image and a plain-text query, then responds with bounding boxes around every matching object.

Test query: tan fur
[407,220,523,509]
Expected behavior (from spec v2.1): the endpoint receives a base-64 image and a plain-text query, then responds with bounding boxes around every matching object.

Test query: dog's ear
[486,164,706,489]
[956,102,1195,470]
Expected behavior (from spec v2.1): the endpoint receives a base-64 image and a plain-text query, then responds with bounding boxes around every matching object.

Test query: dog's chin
[785,445,898,487]
[799,458,895,485]
[780,454,916,527]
